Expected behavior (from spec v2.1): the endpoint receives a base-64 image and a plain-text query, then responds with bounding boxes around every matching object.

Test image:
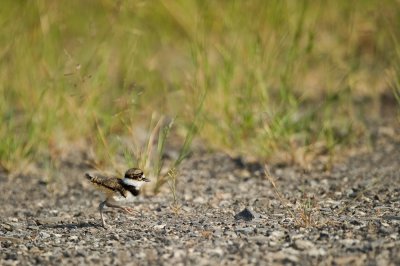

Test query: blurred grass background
[1,0,399,172]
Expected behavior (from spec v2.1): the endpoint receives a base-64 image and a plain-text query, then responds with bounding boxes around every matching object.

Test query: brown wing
[86,174,127,197]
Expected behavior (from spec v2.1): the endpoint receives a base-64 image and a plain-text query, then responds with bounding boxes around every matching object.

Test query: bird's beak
[143,176,150,182]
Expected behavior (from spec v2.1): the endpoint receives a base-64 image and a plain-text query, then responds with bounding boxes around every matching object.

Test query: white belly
[110,191,136,204]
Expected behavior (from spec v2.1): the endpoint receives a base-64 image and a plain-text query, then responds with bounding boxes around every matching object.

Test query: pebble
[234,208,257,221]
[340,239,359,247]
[269,230,285,241]
[18,245,28,251]
[30,247,40,253]
[235,227,255,235]
[193,197,206,204]
[307,247,327,257]
[153,224,166,230]
[213,229,223,237]
[224,231,238,239]
[271,251,299,263]
[39,232,51,239]
[249,236,269,245]
[209,247,224,257]
[1,223,14,231]
[294,239,314,250]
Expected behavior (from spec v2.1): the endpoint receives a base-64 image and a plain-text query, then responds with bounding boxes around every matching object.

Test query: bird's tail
[85,173,93,181]
[85,173,100,184]
[85,173,108,187]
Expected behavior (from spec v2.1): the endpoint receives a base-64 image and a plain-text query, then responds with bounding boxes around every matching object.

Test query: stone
[269,231,285,241]
[235,227,255,235]
[307,247,327,257]
[294,239,314,250]
[153,224,166,230]
[39,232,51,239]
[234,208,256,221]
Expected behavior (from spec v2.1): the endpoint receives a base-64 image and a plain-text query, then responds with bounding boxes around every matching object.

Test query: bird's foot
[101,217,108,229]
[123,207,135,215]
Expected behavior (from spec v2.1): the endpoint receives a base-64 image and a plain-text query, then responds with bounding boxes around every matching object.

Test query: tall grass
[0,1,399,172]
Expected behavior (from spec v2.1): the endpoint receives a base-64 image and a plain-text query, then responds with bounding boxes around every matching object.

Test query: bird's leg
[99,200,107,228]
[105,201,136,215]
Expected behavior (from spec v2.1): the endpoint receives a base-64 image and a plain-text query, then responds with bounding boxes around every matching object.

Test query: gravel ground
[1,124,400,265]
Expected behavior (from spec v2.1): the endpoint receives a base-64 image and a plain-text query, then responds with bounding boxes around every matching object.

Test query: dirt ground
[1,121,400,265]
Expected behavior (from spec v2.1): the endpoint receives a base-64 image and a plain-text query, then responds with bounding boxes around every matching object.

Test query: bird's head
[122,168,149,188]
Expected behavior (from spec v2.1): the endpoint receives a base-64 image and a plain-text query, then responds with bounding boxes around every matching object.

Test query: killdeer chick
[85,168,149,228]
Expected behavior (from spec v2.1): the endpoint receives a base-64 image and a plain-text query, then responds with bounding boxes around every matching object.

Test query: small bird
[85,168,149,228]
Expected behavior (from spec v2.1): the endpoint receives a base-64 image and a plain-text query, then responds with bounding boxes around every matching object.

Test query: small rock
[5,253,18,261]
[193,197,206,204]
[26,219,38,229]
[1,223,14,231]
[109,234,119,241]
[213,229,223,237]
[340,239,359,247]
[282,247,300,256]
[269,230,285,241]
[271,251,299,263]
[382,215,400,221]
[294,239,314,250]
[35,217,64,225]
[256,227,268,235]
[27,225,39,230]
[153,224,166,230]
[172,249,186,259]
[135,251,146,259]
[236,227,255,235]
[318,231,330,240]
[379,226,393,235]
[219,200,230,207]
[225,231,238,239]
[291,234,305,240]
[252,198,270,210]
[234,208,256,221]
[346,188,357,198]
[69,236,78,241]
[18,245,28,251]
[334,254,366,265]
[39,232,51,239]
[307,247,326,257]
[210,247,224,257]
[42,251,54,257]
[250,236,269,245]
[269,241,279,248]
[181,206,192,212]
[30,247,40,253]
